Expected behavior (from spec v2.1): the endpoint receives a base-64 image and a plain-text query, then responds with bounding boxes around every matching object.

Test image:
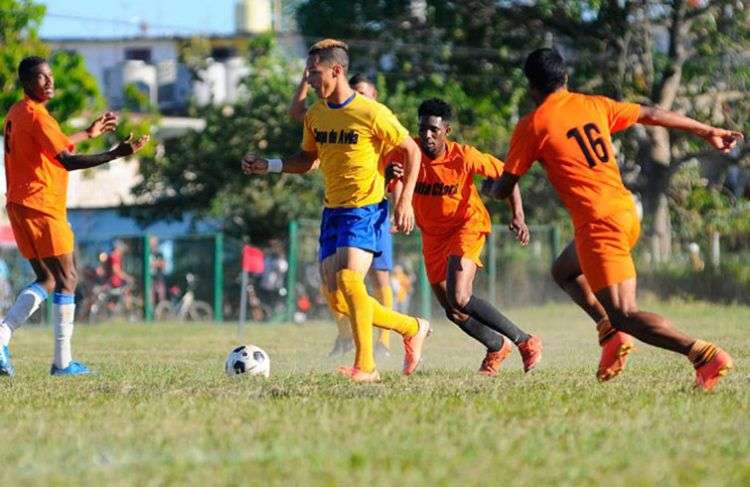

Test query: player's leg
[432,281,509,375]
[371,269,393,356]
[553,240,634,380]
[446,255,541,372]
[594,278,732,390]
[551,241,607,322]
[0,259,55,376]
[42,252,90,375]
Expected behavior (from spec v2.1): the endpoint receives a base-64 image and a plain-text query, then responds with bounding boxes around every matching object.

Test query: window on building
[125,48,152,63]
[211,46,236,61]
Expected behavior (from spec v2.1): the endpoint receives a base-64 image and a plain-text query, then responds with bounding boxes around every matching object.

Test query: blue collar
[327,92,356,109]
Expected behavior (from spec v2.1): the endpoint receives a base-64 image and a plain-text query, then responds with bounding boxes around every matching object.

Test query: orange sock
[688,339,719,368]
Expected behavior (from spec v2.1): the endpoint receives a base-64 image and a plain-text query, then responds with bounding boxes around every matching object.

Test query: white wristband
[267,158,283,173]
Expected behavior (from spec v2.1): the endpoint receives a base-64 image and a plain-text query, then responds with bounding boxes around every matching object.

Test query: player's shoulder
[304,99,327,119]
[6,98,37,123]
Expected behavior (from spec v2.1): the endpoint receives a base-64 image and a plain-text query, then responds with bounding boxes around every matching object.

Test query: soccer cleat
[50,361,92,376]
[597,331,635,382]
[402,318,431,376]
[478,339,512,376]
[518,335,543,373]
[374,341,391,360]
[694,348,733,392]
[0,345,14,377]
[336,365,381,383]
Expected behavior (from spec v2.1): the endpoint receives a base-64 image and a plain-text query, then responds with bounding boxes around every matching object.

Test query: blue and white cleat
[50,361,92,376]
[0,345,14,377]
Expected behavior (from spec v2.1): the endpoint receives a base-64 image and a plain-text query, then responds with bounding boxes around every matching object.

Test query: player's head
[349,73,378,100]
[18,56,54,102]
[418,98,453,159]
[306,39,349,100]
[523,48,568,101]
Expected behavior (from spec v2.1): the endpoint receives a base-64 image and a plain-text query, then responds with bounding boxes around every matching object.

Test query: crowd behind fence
[0,218,747,325]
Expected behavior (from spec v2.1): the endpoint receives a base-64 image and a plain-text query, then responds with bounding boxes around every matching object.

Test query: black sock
[455,317,504,352]
[464,296,531,345]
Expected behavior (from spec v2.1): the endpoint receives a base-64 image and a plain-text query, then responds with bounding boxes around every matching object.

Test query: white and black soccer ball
[225,345,270,377]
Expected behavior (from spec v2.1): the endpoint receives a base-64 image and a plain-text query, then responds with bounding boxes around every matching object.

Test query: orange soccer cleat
[336,365,381,383]
[402,318,431,376]
[518,335,543,373]
[478,339,512,376]
[694,347,733,392]
[597,331,635,382]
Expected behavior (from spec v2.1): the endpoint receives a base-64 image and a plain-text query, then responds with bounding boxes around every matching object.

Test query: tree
[0,0,47,126]
[1,1,108,137]
[130,35,322,242]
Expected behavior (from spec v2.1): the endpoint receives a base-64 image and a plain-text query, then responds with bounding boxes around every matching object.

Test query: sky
[39,1,238,39]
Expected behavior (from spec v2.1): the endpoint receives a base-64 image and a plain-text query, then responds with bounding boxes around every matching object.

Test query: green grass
[0,301,748,486]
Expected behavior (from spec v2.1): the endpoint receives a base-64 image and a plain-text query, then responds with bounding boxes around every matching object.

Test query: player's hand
[87,112,118,138]
[394,200,415,234]
[509,216,530,246]
[111,133,150,157]
[703,128,744,154]
[384,162,404,182]
[241,154,269,175]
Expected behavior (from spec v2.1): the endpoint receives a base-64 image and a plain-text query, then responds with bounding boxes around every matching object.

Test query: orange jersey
[504,90,641,228]
[3,97,73,216]
[386,140,503,236]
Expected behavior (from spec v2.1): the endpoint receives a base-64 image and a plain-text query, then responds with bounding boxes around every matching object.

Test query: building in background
[44,0,302,114]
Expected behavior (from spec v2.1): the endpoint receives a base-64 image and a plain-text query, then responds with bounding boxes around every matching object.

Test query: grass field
[0,300,747,486]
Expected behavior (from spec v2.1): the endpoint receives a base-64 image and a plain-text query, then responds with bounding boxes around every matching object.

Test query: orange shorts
[575,207,641,293]
[7,202,75,260]
[422,230,486,284]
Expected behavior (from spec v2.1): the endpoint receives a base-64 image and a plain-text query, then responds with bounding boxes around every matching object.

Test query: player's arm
[637,106,744,153]
[506,183,529,246]
[68,112,118,145]
[287,70,309,123]
[241,150,319,175]
[468,147,529,245]
[56,133,150,171]
[393,137,421,234]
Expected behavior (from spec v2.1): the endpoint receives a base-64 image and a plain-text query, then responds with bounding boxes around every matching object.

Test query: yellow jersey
[302,93,408,208]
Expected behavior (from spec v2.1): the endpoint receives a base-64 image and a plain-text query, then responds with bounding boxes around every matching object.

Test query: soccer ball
[225,345,270,377]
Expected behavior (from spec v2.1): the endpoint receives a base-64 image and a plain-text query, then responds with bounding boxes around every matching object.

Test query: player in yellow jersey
[289,72,397,359]
[243,39,430,382]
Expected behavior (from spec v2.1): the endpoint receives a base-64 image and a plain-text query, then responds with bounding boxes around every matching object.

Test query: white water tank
[235,0,272,34]
[224,57,250,102]
[193,59,227,106]
[104,60,157,110]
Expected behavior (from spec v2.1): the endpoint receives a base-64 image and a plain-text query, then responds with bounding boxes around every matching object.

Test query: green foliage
[0,0,47,126]
[46,50,103,122]
[131,37,320,242]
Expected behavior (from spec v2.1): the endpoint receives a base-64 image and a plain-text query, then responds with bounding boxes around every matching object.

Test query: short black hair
[524,48,567,94]
[18,56,48,84]
[348,73,373,87]
[418,98,453,122]
[308,39,349,72]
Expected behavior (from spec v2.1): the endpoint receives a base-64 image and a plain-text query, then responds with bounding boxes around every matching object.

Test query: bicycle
[154,273,213,322]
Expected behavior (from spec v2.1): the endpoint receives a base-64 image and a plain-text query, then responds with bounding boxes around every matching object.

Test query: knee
[447,289,471,311]
[606,302,639,326]
[57,266,78,292]
[38,276,56,294]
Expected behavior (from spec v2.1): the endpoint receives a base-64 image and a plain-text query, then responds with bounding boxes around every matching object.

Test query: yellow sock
[375,285,394,347]
[337,269,376,372]
[370,297,418,337]
[596,317,615,345]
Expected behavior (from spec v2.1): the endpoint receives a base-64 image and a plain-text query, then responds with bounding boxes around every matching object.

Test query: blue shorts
[319,200,388,262]
[372,201,393,271]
